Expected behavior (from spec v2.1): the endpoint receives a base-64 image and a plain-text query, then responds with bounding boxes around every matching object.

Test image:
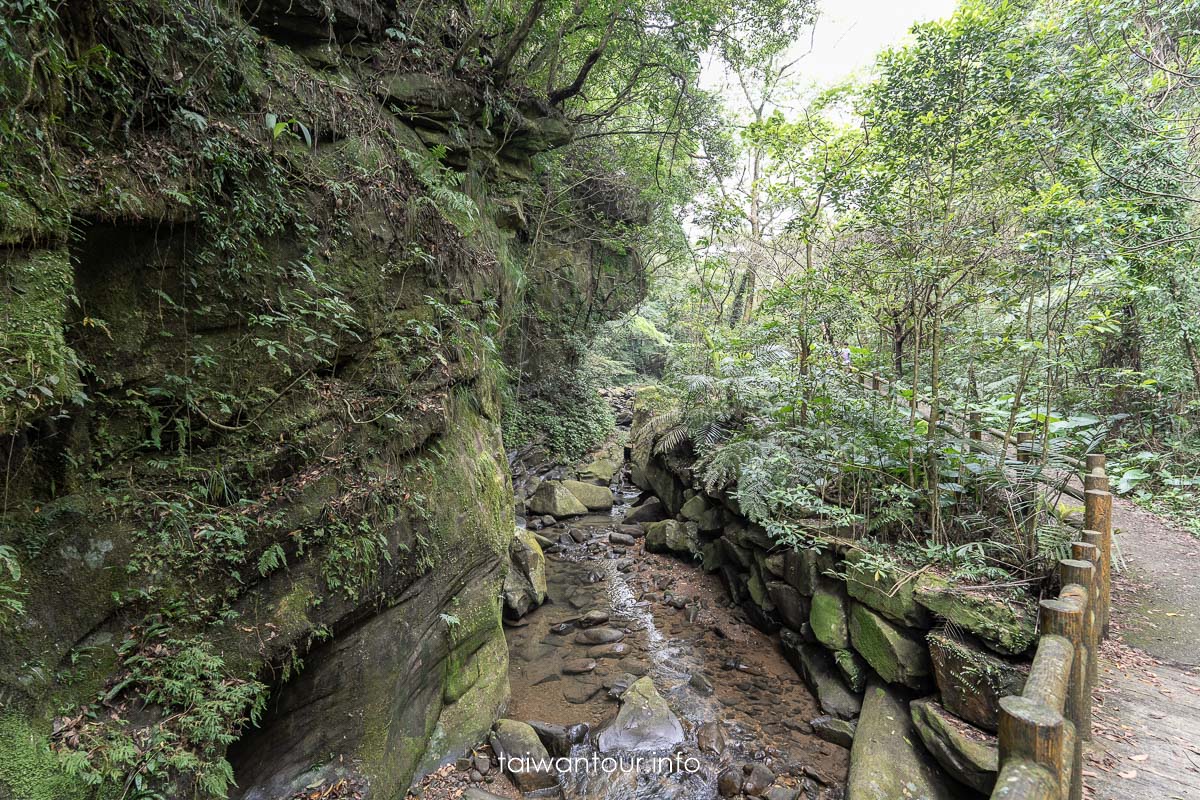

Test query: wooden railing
[990,457,1113,800]
[841,365,1114,798]
[851,368,1088,501]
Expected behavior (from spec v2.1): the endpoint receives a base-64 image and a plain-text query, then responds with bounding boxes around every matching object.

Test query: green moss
[0,714,95,800]
[847,602,931,689]
[810,580,850,650]
[914,574,1036,655]
[0,247,81,433]
[844,550,932,629]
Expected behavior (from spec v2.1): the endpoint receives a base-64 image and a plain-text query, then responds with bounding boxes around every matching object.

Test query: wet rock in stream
[575,626,626,645]
[597,677,685,751]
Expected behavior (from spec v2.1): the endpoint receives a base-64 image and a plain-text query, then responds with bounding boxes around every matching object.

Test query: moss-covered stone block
[645,519,698,556]
[810,578,851,650]
[767,580,810,631]
[719,535,753,568]
[783,547,819,596]
[928,632,1026,732]
[577,457,620,485]
[780,629,862,720]
[747,565,772,611]
[847,681,957,800]
[845,550,932,629]
[910,697,998,794]
[833,648,869,693]
[680,494,708,521]
[699,540,724,573]
[848,602,932,690]
[915,575,1037,656]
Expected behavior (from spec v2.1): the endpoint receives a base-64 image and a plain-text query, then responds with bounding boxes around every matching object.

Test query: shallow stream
[502,454,848,800]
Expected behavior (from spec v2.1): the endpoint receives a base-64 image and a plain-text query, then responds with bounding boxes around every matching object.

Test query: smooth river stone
[575,626,625,645]
[588,642,630,659]
[562,658,598,674]
[578,609,611,627]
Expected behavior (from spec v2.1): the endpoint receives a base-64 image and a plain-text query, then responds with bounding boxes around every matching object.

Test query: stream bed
[411,394,849,800]
[500,456,848,798]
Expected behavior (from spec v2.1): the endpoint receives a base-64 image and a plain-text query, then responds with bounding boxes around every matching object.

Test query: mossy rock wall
[0,2,643,798]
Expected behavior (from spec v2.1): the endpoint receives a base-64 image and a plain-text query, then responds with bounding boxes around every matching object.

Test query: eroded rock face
[0,2,644,798]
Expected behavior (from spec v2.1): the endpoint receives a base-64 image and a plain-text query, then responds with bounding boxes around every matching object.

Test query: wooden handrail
[847,367,1086,464]
[846,367,1089,502]
[988,456,1112,800]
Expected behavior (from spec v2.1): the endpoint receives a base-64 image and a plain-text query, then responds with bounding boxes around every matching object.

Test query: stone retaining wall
[629,417,1043,797]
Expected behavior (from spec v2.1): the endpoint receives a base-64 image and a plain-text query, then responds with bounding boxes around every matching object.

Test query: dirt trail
[1083,494,1200,799]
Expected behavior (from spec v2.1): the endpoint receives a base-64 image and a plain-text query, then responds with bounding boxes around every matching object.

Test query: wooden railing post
[871,372,881,392]
[1065,546,1099,742]
[1083,453,1108,493]
[1084,489,1113,638]
[1045,562,1090,800]
[998,695,1067,797]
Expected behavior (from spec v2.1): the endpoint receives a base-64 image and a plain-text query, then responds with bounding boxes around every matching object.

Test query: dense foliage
[617,0,1200,589]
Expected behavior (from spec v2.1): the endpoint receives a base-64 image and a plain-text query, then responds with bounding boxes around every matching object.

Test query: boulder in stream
[847,680,957,800]
[490,719,559,792]
[503,527,548,619]
[625,496,669,524]
[597,676,685,751]
[575,626,625,645]
[528,480,589,517]
[742,762,776,796]
[578,456,620,485]
[528,720,590,757]
[563,478,615,511]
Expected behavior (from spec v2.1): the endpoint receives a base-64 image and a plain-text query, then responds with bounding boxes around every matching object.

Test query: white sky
[702,0,959,102]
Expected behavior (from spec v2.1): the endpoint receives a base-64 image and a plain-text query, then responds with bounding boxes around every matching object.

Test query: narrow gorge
[4,2,1199,800]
